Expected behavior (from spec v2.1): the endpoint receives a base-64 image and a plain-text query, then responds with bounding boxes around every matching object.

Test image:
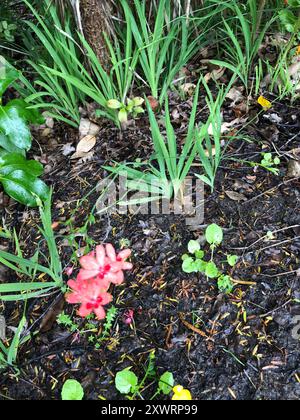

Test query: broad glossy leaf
[0,106,32,150]
[0,153,43,177]
[1,170,49,207]
[0,61,19,96]
[5,99,45,124]
[0,134,26,155]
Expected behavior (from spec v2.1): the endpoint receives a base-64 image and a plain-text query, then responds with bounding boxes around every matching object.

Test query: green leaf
[61,380,84,401]
[195,250,205,260]
[115,368,138,394]
[1,170,49,207]
[194,259,207,273]
[0,105,32,151]
[159,372,174,395]
[218,275,234,294]
[118,108,128,123]
[107,99,123,109]
[278,9,297,32]
[182,257,196,273]
[205,224,223,246]
[5,99,45,125]
[0,60,19,96]
[274,157,280,165]
[205,262,219,279]
[188,240,200,254]
[0,153,43,177]
[0,135,25,155]
[227,255,238,267]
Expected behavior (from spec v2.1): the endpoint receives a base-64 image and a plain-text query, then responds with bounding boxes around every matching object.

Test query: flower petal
[77,269,99,281]
[94,305,106,320]
[105,244,117,261]
[100,292,113,306]
[78,303,93,317]
[96,245,106,266]
[118,249,131,261]
[111,271,124,285]
[79,253,99,270]
[65,292,80,304]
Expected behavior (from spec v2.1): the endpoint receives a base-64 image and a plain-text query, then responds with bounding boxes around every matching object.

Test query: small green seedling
[115,352,174,400]
[205,223,224,248]
[260,153,281,175]
[61,379,84,401]
[57,307,118,349]
[182,224,237,293]
[115,368,139,395]
[106,97,144,124]
[218,275,234,294]
[227,254,239,267]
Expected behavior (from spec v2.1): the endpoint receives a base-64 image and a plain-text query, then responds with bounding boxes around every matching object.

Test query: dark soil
[0,95,300,400]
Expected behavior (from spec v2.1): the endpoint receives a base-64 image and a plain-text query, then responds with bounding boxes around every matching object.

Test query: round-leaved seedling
[205,224,223,247]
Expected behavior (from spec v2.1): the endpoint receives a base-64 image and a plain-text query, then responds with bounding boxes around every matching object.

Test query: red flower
[65,243,133,319]
[66,277,112,319]
[77,244,132,285]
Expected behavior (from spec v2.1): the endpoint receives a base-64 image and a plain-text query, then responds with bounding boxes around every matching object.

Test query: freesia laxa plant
[106,97,144,124]
[66,244,132,320]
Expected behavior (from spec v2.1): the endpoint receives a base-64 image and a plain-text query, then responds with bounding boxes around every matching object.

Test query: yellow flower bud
[172,385,192,400]
[257,96,272,110]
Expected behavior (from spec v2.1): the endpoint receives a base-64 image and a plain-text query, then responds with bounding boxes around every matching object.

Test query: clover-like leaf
[182,257,196,273]
[205,261,219,279]
[115,368,138,394]
[188,240,200,254]
[205,224,223,246]
[118,108,128,123]
[218,275,234,294]
[227,255,238,267]
[107,99,122,109]
[61,380,84,401]
[159,372,174,395]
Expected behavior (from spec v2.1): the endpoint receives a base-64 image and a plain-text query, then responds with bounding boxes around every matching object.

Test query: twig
[260,299,292,318]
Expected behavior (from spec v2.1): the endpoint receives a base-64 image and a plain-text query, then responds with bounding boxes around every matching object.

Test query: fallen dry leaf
[287,160,300,178]
[79,118,100,139]
[226,87,244,105]
[71,135,97,159]
[204,67,225,83]
[225,191,247,202]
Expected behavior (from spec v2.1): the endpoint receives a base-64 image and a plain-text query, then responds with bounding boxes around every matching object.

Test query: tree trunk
[79,0,111,70]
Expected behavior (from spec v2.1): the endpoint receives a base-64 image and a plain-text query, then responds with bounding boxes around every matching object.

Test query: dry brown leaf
[79,118,100,138]
[225,191,247,202]
[287,160,300,178]
[226,87,244,105]
[71,135,96,159]
[204,67,225,83]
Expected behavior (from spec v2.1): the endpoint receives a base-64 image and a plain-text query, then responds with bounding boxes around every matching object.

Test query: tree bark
[79,0,111,70]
